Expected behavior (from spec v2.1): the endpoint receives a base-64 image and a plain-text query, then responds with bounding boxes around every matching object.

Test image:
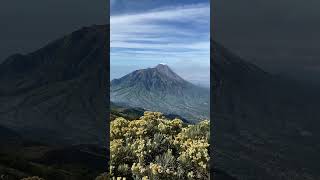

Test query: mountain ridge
[0,25,108,145]
[212,40,320,179]
[111,64,210,122]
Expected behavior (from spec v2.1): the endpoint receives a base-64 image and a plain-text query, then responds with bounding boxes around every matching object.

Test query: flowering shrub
[110,112,210,179]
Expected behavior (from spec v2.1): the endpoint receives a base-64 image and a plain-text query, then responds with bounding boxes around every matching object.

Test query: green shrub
[110,112,210,179]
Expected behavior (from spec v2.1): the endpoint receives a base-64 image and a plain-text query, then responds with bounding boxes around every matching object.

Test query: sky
[0,0,107,63]
[2,0,320,85]
[213,0,320,84]
[110,0,210,87]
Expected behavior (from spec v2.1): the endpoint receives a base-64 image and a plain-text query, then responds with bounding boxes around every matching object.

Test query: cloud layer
[110,2,210,84]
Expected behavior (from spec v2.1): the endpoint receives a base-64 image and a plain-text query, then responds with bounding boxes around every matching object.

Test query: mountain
[213,41,316,131]
[1,24,320,179]
[0,25,108,145]
[212,40,320,179]
[110,64,210,122]
[0,25,109,179]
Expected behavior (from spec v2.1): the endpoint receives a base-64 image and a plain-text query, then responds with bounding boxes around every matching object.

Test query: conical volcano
[111,64,210,122]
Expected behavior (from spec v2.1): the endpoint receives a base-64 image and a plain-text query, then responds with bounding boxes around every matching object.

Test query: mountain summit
[111,64,210,122]
[154,64,186,82]
[155,63,175,74]
[112,64,191,94]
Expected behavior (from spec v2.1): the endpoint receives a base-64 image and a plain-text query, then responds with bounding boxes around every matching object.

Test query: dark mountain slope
[111,64,210,122]
[212,41,320,179]
[0,25,108,145]
[213,41,320,134]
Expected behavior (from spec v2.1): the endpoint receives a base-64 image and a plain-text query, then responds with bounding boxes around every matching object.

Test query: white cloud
[111,3,209,24]
[110,3,209,54]
[110,2,210,82]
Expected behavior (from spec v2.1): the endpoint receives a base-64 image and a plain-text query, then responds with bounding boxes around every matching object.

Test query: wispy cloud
[110,2,210,83]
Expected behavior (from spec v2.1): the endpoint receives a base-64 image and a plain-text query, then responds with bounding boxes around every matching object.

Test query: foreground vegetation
[110,111,210,179]
[0,144,106,180]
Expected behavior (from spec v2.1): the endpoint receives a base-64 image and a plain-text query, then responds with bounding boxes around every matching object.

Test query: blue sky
[110,0,210,87]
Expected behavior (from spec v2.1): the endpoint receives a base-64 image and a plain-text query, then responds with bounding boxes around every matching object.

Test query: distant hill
[111,64,210,122]
[110,102,189,123]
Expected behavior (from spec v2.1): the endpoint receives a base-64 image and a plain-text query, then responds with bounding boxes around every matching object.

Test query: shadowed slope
[0,25,108,145]
[212,40,320,180]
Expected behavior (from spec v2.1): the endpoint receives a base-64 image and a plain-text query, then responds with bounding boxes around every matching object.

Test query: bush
[110,112,210,179]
